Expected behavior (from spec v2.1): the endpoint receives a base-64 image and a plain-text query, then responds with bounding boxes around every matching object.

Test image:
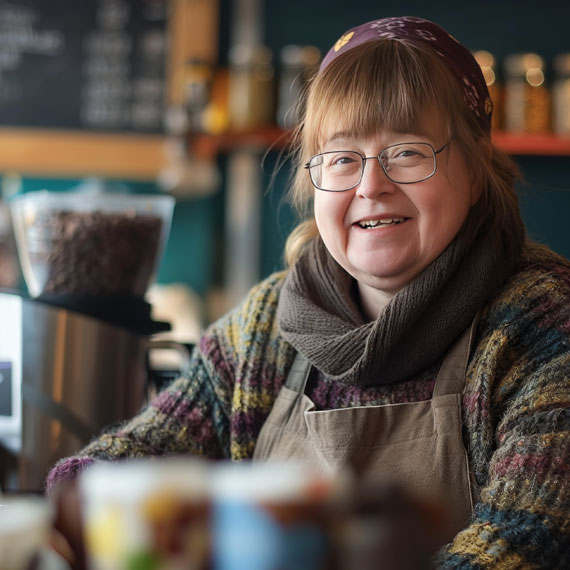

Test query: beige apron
[253,321,478,534]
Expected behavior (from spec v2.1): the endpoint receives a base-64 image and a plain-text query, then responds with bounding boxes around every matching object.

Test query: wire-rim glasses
[304,140,452,192]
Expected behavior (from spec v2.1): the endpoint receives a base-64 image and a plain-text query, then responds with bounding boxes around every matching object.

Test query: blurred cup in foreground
[79,458,211,570]
[211,462,336,570]
[0,495,53,570]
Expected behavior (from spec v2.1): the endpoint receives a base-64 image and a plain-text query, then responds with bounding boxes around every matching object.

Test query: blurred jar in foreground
[80,459,211,570]
[228,44,275,131]
[504,53,550,133]
[0,495,53,570]
[473,50,503,131]
[212,462,337,570]
[277,45,321,129]
[552,53,570,136]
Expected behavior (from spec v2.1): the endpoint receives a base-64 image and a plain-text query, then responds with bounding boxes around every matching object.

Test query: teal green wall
[517,157,570,258]
[259,153,295,277]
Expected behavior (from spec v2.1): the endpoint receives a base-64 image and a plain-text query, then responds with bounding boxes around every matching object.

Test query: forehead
[318,109,447,149]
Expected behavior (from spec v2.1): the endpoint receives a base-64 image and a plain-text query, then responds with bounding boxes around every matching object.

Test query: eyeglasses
[304,140,452,192]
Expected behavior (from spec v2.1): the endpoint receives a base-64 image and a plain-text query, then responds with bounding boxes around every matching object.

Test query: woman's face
[313,128,478,310]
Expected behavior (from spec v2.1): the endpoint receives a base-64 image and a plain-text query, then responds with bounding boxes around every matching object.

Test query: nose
[354,156,397,199]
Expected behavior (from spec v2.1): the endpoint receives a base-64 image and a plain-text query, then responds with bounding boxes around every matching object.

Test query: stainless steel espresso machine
[0,191,188,492]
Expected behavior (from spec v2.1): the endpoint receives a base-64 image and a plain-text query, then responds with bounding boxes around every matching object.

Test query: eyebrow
[321,130,434,149]
[322,131,354,147]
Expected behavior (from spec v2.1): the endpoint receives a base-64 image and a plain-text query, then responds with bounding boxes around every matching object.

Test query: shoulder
[199,270,292,363]
[196,271,295,419]
[208,271,288,329]
[236,270,289,320]
[480,243,570,334]
[222,270,289,340]
[465,245,570,480]
[471,243,570,382]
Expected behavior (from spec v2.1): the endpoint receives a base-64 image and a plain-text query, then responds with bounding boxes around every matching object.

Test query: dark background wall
[258,0,568,65]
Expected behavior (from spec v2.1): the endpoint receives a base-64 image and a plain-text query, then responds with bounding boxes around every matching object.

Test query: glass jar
[183,59,214,133]
[228,44,274,131]
[504,53,550,133]
[0,200,19,289]
[552,54,570,136]
[473,50,503,131]
[277,45,321,129]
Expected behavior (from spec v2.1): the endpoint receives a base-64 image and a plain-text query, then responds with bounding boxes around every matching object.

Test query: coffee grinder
[0,191,188,492]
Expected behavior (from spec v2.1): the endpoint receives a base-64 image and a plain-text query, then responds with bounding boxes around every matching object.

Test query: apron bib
[253,321,478,533]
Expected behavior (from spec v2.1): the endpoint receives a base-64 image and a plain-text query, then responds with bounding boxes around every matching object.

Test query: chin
[351,257,409,278]
[351,262,418,290]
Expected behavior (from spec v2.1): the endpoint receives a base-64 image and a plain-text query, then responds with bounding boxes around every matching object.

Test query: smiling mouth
[356,217,407,229]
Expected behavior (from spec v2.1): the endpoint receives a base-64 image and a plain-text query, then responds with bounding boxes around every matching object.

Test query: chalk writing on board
[0,0,168,133]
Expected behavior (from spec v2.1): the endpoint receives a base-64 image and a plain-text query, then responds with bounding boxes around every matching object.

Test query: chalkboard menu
[0,0,168,133]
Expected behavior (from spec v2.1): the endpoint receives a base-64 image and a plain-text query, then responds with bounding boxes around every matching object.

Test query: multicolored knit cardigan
[47,244,570,569]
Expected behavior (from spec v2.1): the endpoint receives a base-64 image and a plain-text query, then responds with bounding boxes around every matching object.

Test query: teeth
[358,218,405,228]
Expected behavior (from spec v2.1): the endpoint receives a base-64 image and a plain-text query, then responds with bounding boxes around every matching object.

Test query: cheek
[416,190,470,244]
[314,193,349,232]
[313,192,325,226]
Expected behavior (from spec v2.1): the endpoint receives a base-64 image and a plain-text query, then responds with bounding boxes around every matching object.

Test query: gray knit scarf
[277,204,526,386]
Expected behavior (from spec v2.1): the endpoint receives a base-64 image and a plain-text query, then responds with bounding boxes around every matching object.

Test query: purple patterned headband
[320,16,492,133]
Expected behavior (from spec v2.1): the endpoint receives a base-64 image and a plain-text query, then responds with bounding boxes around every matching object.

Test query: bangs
[303,39,457,154]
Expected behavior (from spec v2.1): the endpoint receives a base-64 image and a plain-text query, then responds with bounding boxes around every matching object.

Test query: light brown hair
[284,39,520,266]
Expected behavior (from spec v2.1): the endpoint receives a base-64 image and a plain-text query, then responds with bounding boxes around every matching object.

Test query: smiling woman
[47,16,570,570]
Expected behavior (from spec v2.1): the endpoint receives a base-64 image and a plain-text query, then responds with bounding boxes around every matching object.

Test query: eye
[323,152,362,174]
[394,148,420,158]
[383,144,430,165]
[329,152,359,166]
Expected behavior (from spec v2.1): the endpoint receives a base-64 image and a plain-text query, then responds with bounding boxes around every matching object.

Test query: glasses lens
[309,151,363,191]
[380,143,436,183]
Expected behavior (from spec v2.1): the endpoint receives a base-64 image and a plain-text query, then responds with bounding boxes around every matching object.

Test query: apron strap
[284,352,312,393]
[432,315,479,398]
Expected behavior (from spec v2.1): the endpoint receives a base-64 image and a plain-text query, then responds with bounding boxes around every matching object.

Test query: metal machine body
[0,292,148,491]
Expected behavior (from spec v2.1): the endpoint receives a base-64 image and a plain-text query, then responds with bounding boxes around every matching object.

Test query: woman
[49,17,570,568]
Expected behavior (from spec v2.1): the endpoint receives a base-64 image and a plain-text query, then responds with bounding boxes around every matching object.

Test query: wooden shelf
[0,128,170,180]
[191,128,570,159]
[190,126,291,159]
[2,128,568,181]
[492,132,570,156]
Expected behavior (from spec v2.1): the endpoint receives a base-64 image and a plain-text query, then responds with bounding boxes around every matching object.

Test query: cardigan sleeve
[45,339,232,493]
[45,271,290,493]
[435,263,570,568]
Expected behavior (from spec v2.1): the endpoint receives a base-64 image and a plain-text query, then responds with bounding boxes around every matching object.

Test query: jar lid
[473,50,497,86]
[504,53,545,76]
[280,45,321,67]
[473,50,495,69]
[229,44,272,66]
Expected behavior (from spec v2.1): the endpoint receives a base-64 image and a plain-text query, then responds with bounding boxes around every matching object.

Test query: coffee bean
[25,210,163,296]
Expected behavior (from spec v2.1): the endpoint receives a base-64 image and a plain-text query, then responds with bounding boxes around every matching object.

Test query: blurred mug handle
[50,478,86,570]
